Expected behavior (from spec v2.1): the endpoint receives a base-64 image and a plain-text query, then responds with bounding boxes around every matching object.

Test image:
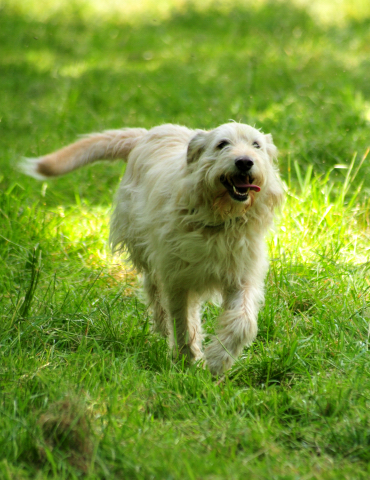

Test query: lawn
[1,0,370,478]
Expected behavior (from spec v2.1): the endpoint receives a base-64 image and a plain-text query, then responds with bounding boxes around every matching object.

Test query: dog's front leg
[205,283,263,375]
[167,289,204,364]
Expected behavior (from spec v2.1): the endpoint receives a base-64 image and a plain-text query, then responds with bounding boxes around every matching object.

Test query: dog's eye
[253,141,261,149]
[217,140,230,150]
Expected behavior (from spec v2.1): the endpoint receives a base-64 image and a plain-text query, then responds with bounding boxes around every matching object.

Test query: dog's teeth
[232,185,246,197]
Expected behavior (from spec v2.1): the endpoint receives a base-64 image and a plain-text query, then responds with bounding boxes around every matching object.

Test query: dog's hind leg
[143,275,169,337]
[204,282,263,375]
[166,289,204,364]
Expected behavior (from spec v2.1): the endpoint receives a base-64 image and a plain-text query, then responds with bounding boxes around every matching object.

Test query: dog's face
[187,123,283,218]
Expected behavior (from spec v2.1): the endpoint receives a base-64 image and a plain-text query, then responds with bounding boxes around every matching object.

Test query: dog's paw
[204,340,234,376]
[172,344,204,367]
[191,357,206,372]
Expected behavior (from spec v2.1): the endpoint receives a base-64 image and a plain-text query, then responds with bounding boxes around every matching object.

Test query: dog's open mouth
[220,174,261,202]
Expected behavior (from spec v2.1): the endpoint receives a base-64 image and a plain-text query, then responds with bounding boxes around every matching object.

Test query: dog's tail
[20,128,147,179]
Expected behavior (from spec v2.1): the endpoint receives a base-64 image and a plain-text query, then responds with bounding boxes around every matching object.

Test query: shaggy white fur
[21,122,284,375]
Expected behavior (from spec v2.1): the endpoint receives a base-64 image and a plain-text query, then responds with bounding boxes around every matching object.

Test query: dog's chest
[160,226,260,287]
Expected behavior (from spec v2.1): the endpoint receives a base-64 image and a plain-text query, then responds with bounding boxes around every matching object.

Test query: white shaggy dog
[22,122,284,375]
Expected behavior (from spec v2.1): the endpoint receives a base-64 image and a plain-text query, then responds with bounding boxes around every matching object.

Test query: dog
[21,122,284,375]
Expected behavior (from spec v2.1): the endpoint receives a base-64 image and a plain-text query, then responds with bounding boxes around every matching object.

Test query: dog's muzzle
[220,157,261,202]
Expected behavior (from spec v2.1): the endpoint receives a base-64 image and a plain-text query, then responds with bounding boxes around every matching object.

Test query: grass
[1,0,370,478]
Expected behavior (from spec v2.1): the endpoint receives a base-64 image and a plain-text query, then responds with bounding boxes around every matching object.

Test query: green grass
[1,0,370,478]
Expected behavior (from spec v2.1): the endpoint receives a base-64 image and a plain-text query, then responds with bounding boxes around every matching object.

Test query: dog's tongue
[233,176,261,192]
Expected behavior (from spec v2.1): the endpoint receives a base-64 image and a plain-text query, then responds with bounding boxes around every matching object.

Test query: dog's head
[187,123,283,219]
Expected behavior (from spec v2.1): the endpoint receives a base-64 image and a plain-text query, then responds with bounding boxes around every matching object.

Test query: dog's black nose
[235,157,254,173]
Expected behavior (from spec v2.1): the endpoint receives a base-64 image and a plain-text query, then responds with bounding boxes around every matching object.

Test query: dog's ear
[187,131,208,164]
[265,133,277,162]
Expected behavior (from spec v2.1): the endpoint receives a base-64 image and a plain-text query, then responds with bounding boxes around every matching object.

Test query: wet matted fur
[21,122,284,375]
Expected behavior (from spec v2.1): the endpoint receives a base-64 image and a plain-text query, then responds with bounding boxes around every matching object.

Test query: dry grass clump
[37,397,94,472]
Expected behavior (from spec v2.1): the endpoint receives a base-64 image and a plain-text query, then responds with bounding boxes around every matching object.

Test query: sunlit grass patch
[50,204,140,292]
[294,0,370,24]
[5,0,370,25]
[273,148,370,266]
